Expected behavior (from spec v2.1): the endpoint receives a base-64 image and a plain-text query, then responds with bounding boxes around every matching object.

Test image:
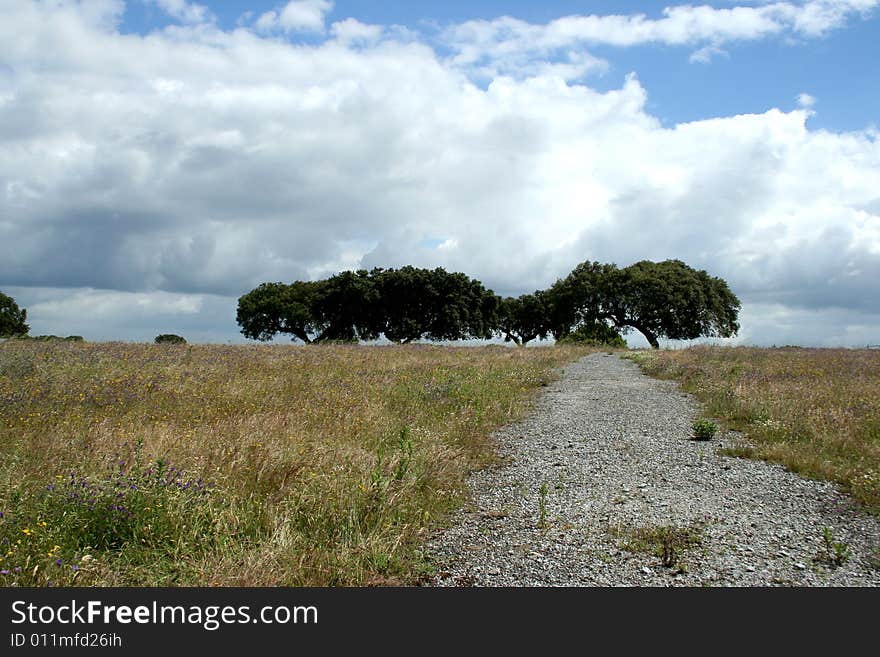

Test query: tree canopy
[236,267,498,344]
[549,259,741,348]
[497,292,551,346]
[0,291,29,337]
[236,280,325,343]
[236,259,740,349]
[374,266,498,344]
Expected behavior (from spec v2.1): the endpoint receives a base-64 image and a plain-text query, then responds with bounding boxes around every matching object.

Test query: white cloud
[255,0,333,34]
[8,286,219,342]
[0,1,879,345]
[147,0,213,25]
[30,289,203,319]
[443,1,879,73]
[330,18,383,45]
[689,43,729,64]
[797,92,817,107]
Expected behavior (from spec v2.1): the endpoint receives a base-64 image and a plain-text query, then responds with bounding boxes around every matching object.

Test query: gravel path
[426,353,880,586]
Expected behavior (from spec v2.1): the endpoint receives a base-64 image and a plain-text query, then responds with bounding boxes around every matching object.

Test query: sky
[1,0,879,347]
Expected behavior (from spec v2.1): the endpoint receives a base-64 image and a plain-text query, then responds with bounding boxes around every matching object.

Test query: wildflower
[0,570,9,575]
[71,564,79,571]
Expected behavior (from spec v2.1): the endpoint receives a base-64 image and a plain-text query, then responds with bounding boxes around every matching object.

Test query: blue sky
[1,1,879,346]
[117,1,880,132]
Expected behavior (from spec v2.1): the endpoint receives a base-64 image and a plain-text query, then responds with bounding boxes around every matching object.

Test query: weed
[692,418,718,441]
[613,522,704,569]
[817,527,850,567]
[538,482,549,530]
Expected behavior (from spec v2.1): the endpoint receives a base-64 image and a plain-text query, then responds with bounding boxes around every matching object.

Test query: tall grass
[632,346,880,512]
[0,341,589,586]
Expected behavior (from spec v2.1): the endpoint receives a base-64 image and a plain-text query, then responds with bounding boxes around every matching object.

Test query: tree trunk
[520,333,538,346]
[629,322,659,349]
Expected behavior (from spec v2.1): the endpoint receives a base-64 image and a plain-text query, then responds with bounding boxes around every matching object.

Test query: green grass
[0,341,590,586]
[629,346,880,513]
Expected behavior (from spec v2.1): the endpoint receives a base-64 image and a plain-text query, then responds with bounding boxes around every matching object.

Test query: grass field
[631,346,880,513]
[0,340,589,586]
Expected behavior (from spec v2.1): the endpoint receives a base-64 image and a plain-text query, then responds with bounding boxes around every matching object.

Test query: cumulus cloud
[443,1,878,75]
[330,18,384,45]
[0,1,879,344]
[254,0,334,34]
[146,0,213,25]
[796,92,817,107]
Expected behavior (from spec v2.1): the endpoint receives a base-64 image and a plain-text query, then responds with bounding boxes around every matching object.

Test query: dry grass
[631,346,880,512]
[0,340,590,586]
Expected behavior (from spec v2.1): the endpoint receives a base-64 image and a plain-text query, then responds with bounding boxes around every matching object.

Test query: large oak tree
[549,259,740,348]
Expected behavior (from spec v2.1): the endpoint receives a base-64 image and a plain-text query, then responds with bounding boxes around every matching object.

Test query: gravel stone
[426,353,880,586]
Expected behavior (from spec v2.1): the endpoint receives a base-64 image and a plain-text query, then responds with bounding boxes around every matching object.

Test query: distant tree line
[236,259,741,349]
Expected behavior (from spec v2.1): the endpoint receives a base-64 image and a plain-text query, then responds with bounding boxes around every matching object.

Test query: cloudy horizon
[2,0,879,347]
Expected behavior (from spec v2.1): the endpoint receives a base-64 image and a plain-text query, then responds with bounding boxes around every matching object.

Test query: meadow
[632,346,880,512]
[0,340,589,586]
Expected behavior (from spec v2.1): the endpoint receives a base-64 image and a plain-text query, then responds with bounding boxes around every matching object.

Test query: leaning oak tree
[551,259,740,348]
[0,291,29,337]
[236,281,326,343]
[497,291,551,346]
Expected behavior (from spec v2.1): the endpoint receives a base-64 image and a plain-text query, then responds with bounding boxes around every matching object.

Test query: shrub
[155,334,186,345]
[692,418,718,440]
